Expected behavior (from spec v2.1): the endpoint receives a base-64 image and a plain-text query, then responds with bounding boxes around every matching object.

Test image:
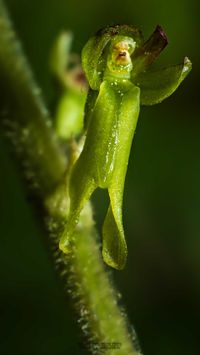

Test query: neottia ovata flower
[59,24,192,270]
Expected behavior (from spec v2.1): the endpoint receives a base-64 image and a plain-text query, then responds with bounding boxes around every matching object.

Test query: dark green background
[0,0,199,354]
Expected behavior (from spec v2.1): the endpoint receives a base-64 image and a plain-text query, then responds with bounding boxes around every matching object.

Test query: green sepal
[82,25,143,90]
[136,57,192,105]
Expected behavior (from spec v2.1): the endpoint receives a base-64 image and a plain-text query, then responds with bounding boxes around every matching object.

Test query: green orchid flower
[59,24,192,270]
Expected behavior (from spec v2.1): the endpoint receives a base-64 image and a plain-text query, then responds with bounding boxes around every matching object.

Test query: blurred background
[0,0,199,354]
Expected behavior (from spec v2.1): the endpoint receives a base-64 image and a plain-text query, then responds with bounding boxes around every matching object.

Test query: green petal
[82,25,143,90]
[136,57,192,105]
[102,85,140,270]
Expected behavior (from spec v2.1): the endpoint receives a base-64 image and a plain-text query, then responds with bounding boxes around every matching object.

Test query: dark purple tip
[155,25,168,44]
[131,25,169,77]
[144,25,168,55]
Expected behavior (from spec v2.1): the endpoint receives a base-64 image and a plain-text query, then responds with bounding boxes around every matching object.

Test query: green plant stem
[0,0,66,195]
[49,204,141,354]
[0,1,142,354]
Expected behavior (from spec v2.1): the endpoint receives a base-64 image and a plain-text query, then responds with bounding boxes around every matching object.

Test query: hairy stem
[0,1,141,354]
[0,0,66,195]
